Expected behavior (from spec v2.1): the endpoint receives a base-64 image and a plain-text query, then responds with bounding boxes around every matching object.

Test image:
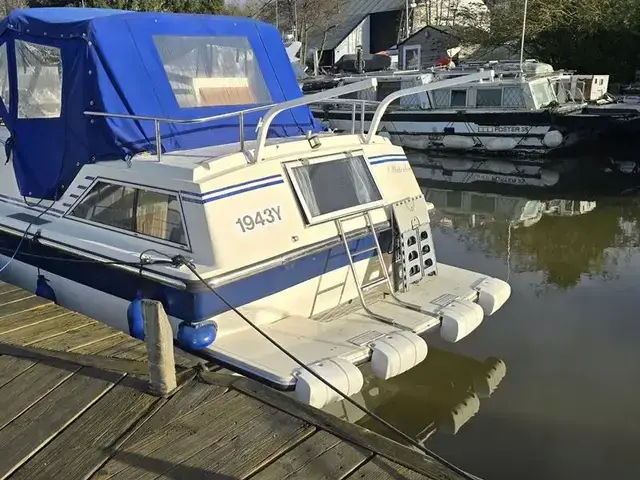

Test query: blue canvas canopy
[0,7,321,199]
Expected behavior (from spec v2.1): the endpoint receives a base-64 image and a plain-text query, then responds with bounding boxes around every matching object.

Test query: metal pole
[351,103,356,134]
[294,0,298,41]
[154,119,162,162]
[405,0,409,39]
[360,100,365,135]
[519,0,528,73]
[239,112,245,151]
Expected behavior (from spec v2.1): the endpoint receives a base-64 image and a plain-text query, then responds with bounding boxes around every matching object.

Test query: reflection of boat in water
[324,347,507,444]
[425,188,546,228]
[411,150,640,198]
[409,152,563,190]
[424,187,598,230]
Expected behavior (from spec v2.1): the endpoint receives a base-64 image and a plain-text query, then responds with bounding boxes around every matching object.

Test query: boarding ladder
[335,209,431,329]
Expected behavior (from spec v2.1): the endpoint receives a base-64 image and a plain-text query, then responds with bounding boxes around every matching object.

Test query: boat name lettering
[235,206,282,233]
[388,163,411,174]
[472,173,526,184]
[477,126,531,133]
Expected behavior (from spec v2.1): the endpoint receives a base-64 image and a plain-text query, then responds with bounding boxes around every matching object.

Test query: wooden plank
[92,391,267,480]
[0,313,94,345]
[0,355,36,389]
[156,405,315,479]
[0,342,150,377]
[0,283,20,295]
[251,430,370,480]
[117,376,228,445]
[0,289,34,305]
[10,376,159,480]
[346,456,432,480]
[0,367,122,480]
[0,360,81,431]
[96,338,145,358]
[0,304,65,334]
[199,372,463,480]
[32,323,121,352]
[0,297,50,319]
[72,335,133,356]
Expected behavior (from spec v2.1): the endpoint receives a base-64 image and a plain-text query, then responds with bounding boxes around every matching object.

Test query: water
[358,153,640,480]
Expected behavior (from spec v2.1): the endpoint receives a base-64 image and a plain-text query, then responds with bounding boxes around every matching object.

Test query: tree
[254,0,346,61]
[26,0,226,14]
[454,0,640,82]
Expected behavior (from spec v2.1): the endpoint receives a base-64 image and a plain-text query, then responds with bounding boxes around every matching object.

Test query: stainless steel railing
[84,78,378,163]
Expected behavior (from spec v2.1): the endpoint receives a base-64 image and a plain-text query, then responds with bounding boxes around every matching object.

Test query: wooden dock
[0,280,466,480]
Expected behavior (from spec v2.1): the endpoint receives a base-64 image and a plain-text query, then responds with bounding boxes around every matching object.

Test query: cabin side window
[287,155,382,224]
[153,35,272,108]
[450,89,467,108]
[15,41,62,119]
[376,81,402,101]
[432,89,450,108]
[476,88,503,108]
[0,43,9,111]
[530,81,555,108]
[502,86,526,108]
[70,181,187,246]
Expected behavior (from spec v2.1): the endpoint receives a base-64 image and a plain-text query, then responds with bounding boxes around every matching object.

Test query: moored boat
[0,8,511,408]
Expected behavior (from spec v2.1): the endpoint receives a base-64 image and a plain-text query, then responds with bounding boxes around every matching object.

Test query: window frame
[284,151,384,226]
[64,178,192,251]
[14,39,64,119]
[152,34,273,109]
[475,87,504,108]
[402,44,421,70]
[450,89,468,108]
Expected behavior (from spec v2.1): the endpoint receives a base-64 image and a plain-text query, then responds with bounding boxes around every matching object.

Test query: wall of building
[399,27,460,70]
[333,16,370,62]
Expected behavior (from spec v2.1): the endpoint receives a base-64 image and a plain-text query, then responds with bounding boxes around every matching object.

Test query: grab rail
[311,98,380,134]
[252,78,377,163]
[84,78,377,163]
[365,70,495,144]
[85,104,276,162]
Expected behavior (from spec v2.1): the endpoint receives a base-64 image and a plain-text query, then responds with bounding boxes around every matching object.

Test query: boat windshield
[153,35,273,108]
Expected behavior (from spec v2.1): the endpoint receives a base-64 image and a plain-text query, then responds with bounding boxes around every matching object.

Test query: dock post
[142,299,177,396]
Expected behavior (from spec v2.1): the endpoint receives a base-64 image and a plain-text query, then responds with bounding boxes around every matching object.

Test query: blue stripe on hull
[0,230,386,323]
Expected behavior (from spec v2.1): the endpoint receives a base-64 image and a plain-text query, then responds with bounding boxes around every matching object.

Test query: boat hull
[312,107,639,156]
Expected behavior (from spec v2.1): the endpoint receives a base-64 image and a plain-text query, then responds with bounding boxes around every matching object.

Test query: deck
[0,280,465,480]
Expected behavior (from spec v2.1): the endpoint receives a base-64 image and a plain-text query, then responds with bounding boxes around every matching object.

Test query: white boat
[0,8,511,408]
[305,60,638,156]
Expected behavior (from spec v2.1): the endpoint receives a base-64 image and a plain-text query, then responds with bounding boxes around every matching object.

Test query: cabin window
[450,89,467,108]
[15,41,62,119]
[287,155,382,224]
[376,81,402,101]
[476,88,503,108]
[153,35,272,108]
[70,181,187,246]
[432,89,450,108]
[0,44,9,111]
[402,45,421,70]
[502,86,526,108]
[530,82,555,108]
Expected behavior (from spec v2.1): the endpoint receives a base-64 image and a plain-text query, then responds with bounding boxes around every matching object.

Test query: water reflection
[333,152,640,480]
[412,152,640,290]
[324,347,507,445]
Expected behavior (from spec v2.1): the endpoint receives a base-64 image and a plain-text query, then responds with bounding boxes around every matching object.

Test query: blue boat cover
[0,8,322,199]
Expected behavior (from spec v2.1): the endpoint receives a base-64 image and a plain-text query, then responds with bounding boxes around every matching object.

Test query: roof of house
[308,0,406,53]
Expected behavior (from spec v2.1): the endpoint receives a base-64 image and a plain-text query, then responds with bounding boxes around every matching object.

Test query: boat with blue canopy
[0,7,510,408]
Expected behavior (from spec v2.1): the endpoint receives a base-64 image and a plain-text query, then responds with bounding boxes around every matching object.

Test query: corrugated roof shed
[308,0,406,52]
